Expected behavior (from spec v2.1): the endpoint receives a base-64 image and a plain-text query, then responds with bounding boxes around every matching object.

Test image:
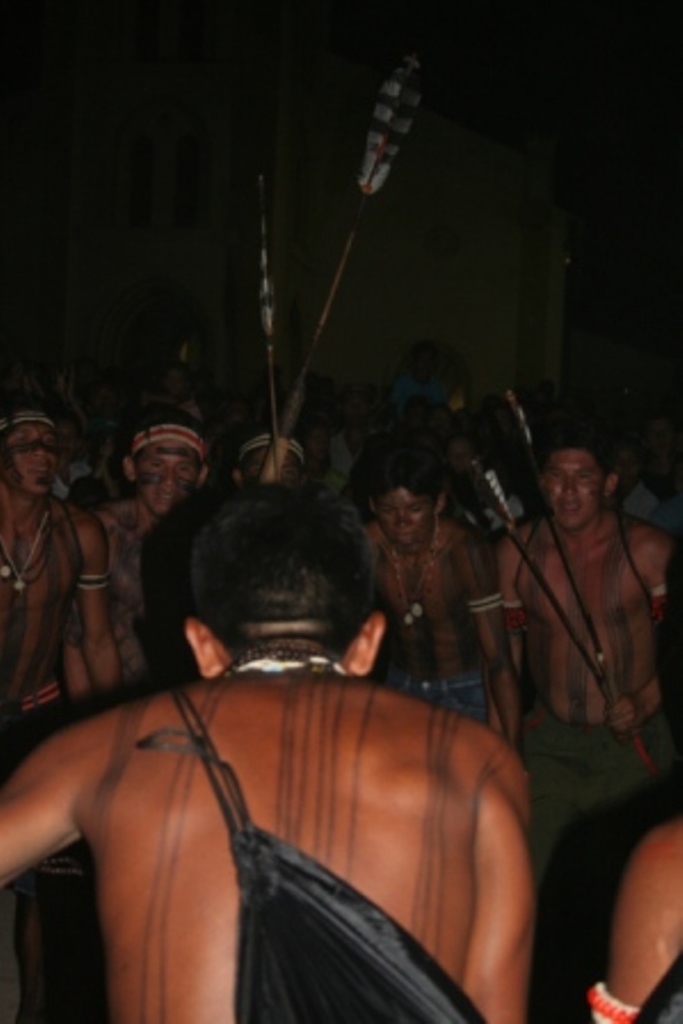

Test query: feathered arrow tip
[258,174,275,342]
[357,54,421,196]
[471,459,516,531]
[505,389,533,448]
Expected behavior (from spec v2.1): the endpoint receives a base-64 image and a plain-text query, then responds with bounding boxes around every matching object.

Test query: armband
[503,600,527,635]
[650,584,667,624]
[77,572,111,590]
[587,983,639,1024]
[467,592,502,614]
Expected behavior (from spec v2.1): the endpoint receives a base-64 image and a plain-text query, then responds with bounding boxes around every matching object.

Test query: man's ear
[340,611,386,677]
[123,454,137,483]
[231,467,244,491]
[196,463,209,489]
[435,492,446,515]
[184,617,232,678]
[604,472,619,499]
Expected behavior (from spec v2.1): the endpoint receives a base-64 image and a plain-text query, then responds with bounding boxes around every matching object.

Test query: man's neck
[133,497,163,537]
[0,488,50,537]
[229,637,345,676]
[552,508,613,548]
[387,522,440,560]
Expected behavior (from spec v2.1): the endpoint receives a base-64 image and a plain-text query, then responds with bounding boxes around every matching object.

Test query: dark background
[3,1,682,360]
[329,1,683,359]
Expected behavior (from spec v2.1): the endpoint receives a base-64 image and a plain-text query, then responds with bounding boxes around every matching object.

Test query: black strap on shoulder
[137,689,250,840]
[617,511,652,607]
[638,953,683,1022]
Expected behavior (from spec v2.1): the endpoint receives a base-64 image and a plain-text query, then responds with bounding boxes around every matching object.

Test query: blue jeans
[1,689,63,896]
[385,666,486,722]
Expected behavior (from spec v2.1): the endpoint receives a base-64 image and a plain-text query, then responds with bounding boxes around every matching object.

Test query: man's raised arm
[0,730,85,889]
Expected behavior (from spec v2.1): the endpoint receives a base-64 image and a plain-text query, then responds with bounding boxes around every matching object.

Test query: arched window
[174,135,202,226]
[129,135,155,226]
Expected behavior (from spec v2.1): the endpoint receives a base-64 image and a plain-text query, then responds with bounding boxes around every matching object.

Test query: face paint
[130,441,204,520]
[136,470,198,494]
[6,437,59,458]
[373,488,440,554]
[541,448,610,533]
[0,423,58,493]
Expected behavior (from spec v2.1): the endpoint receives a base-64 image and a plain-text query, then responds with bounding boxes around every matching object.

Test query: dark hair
[50,405,84,437]
[535,418,614,475]
[68,476,110,509]
[612,433,645,462]
[0,393,51,427]
[191,484,374,654]
[370,445,445,502]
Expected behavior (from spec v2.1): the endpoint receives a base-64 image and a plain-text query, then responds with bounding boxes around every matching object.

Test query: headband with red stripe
[131,424,206,461]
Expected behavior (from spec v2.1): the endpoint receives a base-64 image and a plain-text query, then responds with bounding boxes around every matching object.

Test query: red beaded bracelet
[587,983,639,1023]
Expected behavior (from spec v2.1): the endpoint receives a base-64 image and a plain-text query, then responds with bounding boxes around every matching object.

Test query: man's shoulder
[619,512,675,564]
[23,689,153,773]
[52,497,105,540]
[96,499,138,532]
[366,520,383,548]
[353,681,523,783]
[439,515,487,547]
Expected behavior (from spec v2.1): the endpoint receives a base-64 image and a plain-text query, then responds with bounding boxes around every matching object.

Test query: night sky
[2,1,682,360]
[330,1,683,359]
[0,0,43,100]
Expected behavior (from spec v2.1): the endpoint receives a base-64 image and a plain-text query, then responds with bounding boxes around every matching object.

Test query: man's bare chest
[518,537,648,627]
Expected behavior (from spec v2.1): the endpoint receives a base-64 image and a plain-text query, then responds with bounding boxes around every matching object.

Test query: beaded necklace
[0,511,50,594]
[389,520,440,627]
[229,638,346,676]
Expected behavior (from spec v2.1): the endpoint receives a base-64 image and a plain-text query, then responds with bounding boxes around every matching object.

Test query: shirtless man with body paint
[0,484,533,1024]
[497,417,675,882]
[0,394,121,1024]
[64,406,208,690]
[367,445,521,749]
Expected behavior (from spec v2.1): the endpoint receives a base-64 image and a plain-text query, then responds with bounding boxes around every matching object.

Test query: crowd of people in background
[2,345,682,542]
[2,338,683,1023]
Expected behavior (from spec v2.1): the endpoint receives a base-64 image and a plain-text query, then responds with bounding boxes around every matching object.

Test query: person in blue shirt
[390,339,448,421]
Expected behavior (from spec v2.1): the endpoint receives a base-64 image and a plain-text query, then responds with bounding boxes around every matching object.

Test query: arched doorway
[99,280,209,380]
[383,341,472,412]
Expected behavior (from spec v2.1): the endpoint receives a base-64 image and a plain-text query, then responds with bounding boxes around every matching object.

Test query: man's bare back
[0,483,533,1021]
[0,672,531,1023]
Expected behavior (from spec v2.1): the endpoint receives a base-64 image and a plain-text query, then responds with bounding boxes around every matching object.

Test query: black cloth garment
[638,954,683,1023]
[139,689,483,1023]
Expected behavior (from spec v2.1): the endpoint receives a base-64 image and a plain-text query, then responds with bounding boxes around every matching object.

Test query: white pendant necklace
[390,520,440,627]
[0,511,50,594]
